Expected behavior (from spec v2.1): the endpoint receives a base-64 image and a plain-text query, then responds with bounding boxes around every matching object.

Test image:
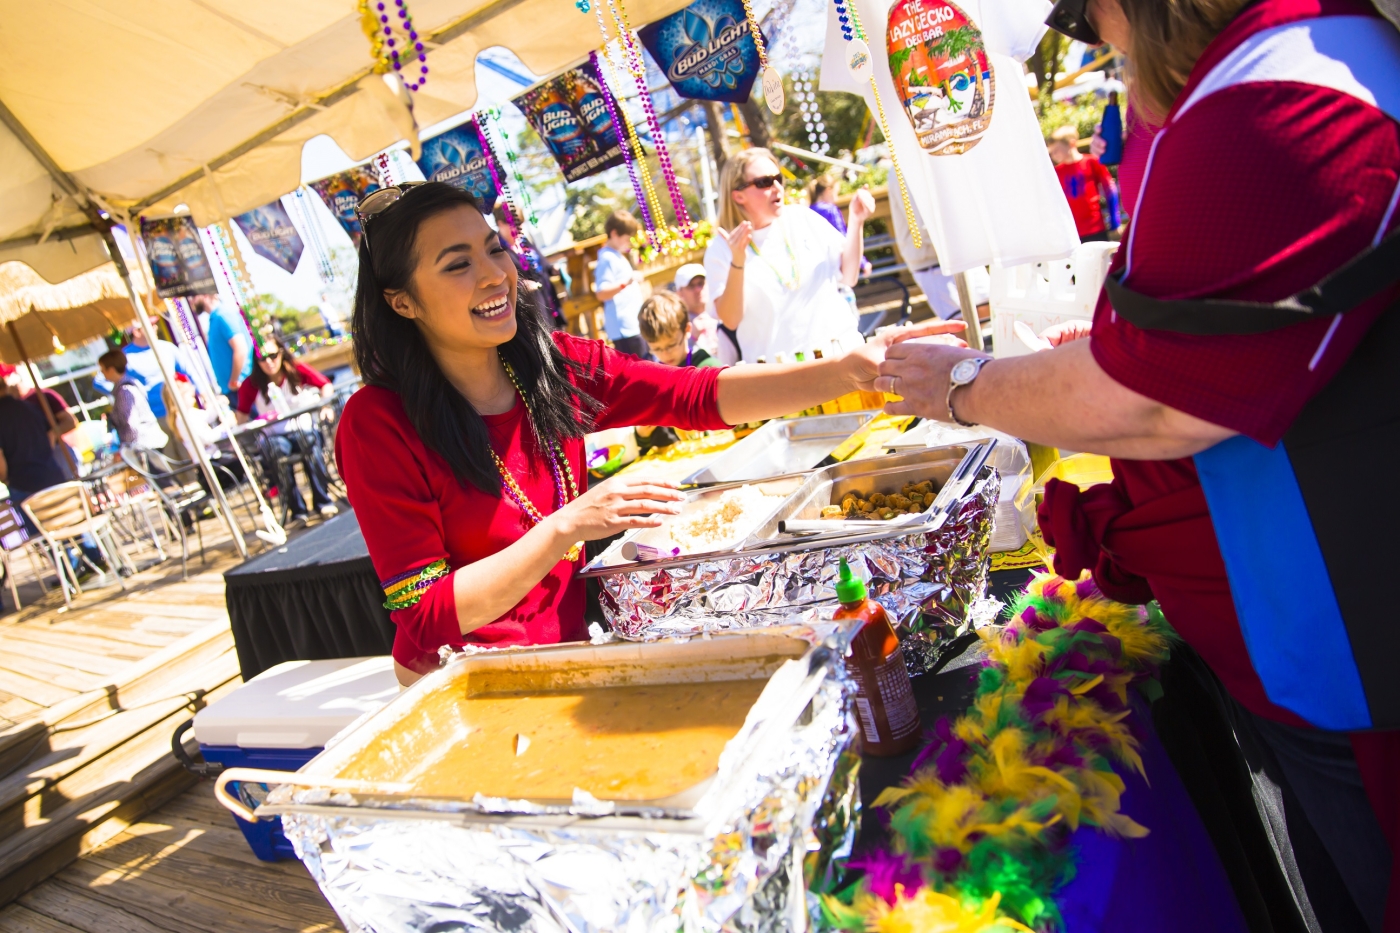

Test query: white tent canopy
[0,0,688,283]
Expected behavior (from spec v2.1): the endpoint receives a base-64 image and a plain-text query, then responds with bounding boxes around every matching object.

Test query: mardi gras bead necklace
[736,0,784,114]
[478,109,544,254]
[494,357,584,562]
[748,224,800,290]
[202,222,266,353]
[294,188,338,284]
[471,117,526,252]
[832,0,922,248]
[590,49,662,247]
[358,0,430,90]
[595,0,695,250]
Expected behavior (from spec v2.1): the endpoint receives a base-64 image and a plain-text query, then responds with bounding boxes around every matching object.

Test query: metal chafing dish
[214,630,861,933]
[582,443,999,651]
[681,411,878,486]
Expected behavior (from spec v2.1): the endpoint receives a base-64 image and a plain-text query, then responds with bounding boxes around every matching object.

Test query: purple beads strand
[379,0,429,90]
[592,51,656,237]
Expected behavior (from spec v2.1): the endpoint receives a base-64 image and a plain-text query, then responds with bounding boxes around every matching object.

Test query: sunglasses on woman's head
[1045,0,1100,43]
[736,174,783,191]
[355,182,428,256]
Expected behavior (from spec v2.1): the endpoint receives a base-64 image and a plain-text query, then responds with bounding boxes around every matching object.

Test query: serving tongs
[766,439,996,546]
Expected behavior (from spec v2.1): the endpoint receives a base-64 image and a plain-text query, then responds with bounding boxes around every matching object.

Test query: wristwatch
[945,356,991,427]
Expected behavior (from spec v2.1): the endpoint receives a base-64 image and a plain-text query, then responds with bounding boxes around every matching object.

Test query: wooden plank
[0,624,168,656]
[0,904,87,933]
[0,665,76,708]
[0,761,196,910]
[0,678,239,893]
[0,635,138,673]
[17,881,177,933]
[0,622,171,650]
[57,853,339,933]
[104,603,227,622]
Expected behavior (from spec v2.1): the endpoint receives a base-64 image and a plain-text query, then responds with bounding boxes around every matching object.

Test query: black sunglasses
[355,181,428,255]
[736,173,783,191]
[1046,0,1101,44]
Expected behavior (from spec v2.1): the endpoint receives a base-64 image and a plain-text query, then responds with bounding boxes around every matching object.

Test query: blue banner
[234,199,305,274]
[416,120,500,212]
[638,0,764,104]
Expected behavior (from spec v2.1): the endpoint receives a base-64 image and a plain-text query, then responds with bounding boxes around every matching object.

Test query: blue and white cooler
[191,656,400,861]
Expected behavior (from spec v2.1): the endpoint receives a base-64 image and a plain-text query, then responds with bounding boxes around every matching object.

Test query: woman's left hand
[843,319,968,391]
[848,188,876,225]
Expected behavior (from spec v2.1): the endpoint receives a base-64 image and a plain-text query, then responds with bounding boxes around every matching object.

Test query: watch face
[950,358,981,384]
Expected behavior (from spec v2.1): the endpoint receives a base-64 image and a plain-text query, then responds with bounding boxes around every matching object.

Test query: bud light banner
[416,120,500,212]
[233,199,305,274]
[513,60,624,183]
[638,0,763,103]
[308,165,381,246]
[139,215,217,299]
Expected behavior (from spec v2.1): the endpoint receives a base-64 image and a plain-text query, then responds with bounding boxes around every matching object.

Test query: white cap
[672,263,707,290]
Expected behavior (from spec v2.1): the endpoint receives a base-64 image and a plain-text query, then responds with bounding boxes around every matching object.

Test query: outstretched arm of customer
[877,337,1235,459]
[715,318,966,424]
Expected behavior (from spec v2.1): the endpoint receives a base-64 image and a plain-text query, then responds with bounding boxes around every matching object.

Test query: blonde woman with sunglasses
[703,148,873,362]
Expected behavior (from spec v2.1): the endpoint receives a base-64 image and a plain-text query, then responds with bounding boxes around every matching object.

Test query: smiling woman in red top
[334,182,962,688]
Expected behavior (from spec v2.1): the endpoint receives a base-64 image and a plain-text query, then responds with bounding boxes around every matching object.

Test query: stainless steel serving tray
[580,442,992,579]
[582,475,807,574]
[681,411,878,486]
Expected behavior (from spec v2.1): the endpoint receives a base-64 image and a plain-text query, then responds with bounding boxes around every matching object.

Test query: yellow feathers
[866,887,1034,933]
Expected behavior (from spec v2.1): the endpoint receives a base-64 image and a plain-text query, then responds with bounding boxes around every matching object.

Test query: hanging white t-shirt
[703,206,862,362]
[821,0,1078,273]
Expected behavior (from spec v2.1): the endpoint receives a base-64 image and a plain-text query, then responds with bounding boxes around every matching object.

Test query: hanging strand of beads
[833,0,922,247]
[599,0,695,251]
[477,110,543,255]
[484,113,542,233]
[590,51,657,243]
[473,116,538,270]
[358,0,429,90]
[736,0,770,73]
[593,8,668,248]
[770,0,829,156]
[201,222,265,353]
[295,188,337,284]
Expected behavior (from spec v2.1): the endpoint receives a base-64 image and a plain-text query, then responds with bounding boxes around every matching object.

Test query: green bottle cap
[835,557,866,604]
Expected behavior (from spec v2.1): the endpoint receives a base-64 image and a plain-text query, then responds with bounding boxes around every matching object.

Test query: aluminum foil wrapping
[275,646,860,933]
[599,468,999,676]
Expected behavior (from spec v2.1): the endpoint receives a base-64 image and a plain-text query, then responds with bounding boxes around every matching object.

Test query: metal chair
[22,482,135,606]
[0,499,56,610]
[120,450,259,578]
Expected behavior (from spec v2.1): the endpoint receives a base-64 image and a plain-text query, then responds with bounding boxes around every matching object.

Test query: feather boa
[821,573,1174,931]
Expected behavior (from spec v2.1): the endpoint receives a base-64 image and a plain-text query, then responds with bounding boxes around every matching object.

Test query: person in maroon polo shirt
[876,0,1400,928]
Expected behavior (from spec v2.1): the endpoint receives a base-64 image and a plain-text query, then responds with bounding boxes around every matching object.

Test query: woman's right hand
[721,222,754,260]
[550,476,686,542]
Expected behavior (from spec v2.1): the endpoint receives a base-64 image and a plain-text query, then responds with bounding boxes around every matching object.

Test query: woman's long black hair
[352,183,598,496]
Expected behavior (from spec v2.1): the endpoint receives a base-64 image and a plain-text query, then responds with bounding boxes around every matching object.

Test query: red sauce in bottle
[832,558,923,756]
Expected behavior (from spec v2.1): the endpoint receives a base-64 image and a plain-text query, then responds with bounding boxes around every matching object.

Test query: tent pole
[0,91,247,557]
[100,227,249,559]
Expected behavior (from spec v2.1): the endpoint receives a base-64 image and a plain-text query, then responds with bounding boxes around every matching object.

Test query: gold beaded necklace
[490,357,584,562]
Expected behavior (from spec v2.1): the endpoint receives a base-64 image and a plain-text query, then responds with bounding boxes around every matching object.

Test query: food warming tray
[681,411,878,486]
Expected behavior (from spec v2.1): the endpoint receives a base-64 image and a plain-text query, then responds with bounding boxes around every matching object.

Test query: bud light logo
[639,0,763,103]
[416,122,501,211]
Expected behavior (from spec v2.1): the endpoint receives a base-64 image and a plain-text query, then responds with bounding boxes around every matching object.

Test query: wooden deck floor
[0,508,347,931]
[0,782,343,933]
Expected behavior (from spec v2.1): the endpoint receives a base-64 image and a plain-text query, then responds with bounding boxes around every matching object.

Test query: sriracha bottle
[833,558,922,756]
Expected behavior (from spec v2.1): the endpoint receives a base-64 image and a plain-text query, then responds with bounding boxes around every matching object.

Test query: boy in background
[592,210,649,357]
[633,292,721,449]
[1049,125,1120,243]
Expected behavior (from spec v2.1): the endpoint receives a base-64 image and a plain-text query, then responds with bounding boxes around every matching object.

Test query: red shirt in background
[335,332,728,673]
[1055,156,1116,237]
[235,362,330,416]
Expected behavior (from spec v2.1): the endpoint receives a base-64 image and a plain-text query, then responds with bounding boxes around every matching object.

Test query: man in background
[0,365,77,479]
[189,294,251,407]
[1049,125,1120,243]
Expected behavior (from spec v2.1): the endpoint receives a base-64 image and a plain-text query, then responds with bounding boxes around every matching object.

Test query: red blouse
[335,333,727,672]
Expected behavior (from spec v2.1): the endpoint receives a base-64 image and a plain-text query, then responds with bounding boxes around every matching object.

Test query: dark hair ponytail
[351,183,597,496]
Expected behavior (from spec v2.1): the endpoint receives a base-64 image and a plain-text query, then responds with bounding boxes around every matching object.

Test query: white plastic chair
[22,482,135,605]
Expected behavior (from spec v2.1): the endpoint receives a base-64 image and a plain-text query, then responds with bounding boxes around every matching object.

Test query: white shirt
[821,0,1078,273]
[703,206,861,362]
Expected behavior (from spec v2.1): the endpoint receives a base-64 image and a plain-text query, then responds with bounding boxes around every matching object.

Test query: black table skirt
[225,509,394,680]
